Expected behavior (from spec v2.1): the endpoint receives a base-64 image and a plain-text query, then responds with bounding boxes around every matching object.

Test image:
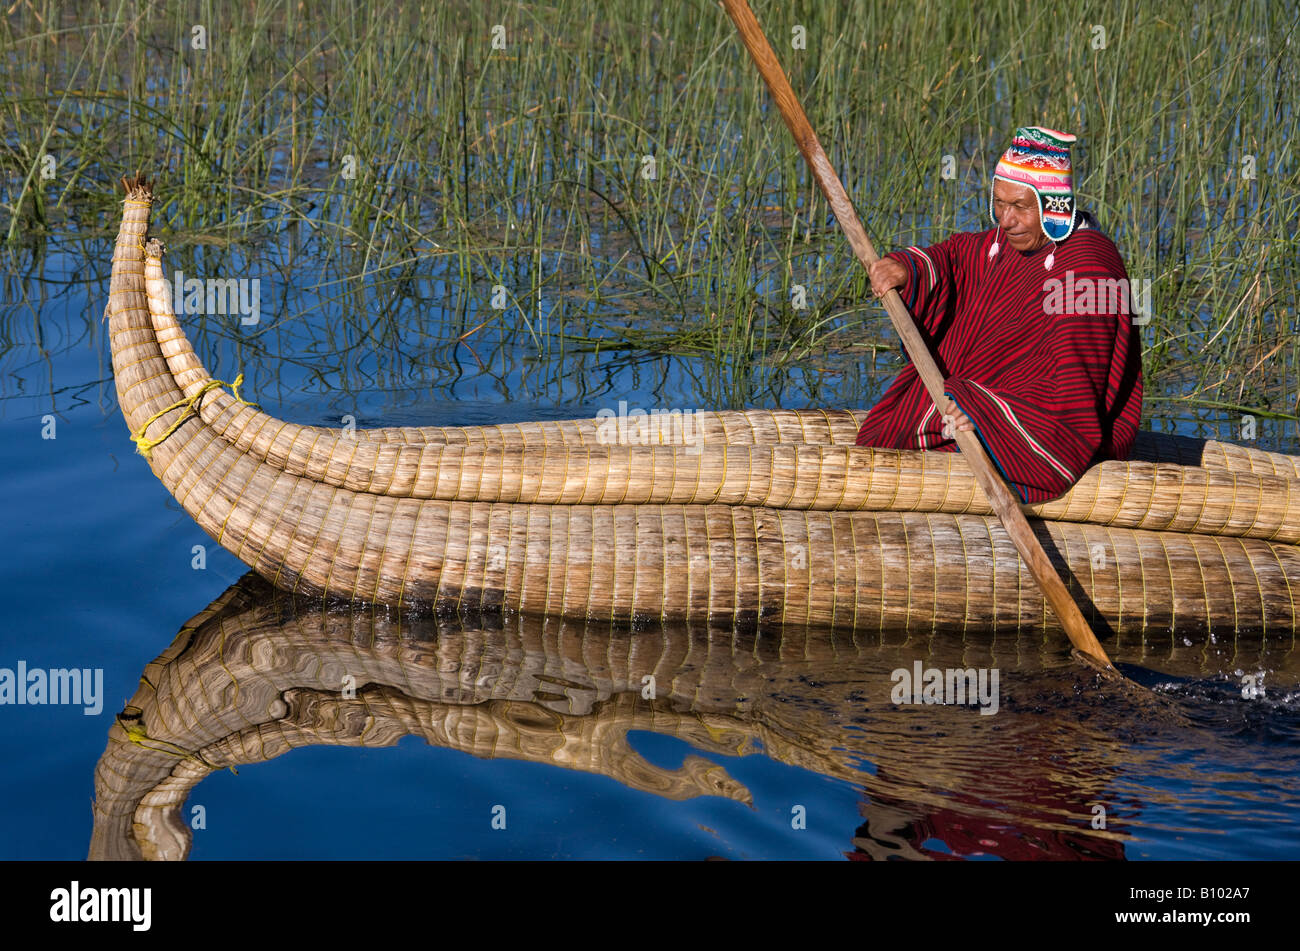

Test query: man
[855,126,1143,503]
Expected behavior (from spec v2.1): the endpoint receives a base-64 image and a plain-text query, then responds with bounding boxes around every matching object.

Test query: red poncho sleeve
[884,234,982,342]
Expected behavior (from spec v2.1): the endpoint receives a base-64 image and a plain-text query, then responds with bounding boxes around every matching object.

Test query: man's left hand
[941,400,974,440]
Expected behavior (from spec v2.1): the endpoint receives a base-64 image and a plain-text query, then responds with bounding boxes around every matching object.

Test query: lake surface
[2,235,1298,861]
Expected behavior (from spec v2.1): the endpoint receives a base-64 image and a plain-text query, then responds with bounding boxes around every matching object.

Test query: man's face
[992,180,1050,252]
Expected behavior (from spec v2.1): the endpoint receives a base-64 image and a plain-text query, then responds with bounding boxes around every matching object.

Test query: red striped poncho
[855,224,1143,503]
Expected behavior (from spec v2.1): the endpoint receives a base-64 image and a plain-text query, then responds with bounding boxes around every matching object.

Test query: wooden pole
[720,0,1115,670]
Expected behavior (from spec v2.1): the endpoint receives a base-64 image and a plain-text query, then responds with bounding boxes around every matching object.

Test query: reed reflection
[92,574,1295,860]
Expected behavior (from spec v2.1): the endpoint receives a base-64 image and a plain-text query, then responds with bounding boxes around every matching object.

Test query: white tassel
[1044,249,1055,270]
[988,241,999,259]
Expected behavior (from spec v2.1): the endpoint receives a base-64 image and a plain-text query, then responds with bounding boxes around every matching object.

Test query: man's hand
[868,257,908,298]
[941,400,974,440]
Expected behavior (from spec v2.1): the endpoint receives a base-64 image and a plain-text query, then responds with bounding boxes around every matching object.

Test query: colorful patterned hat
[989,126,1078,242]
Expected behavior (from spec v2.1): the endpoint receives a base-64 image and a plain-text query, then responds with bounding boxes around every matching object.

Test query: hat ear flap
[1038,191,1077,241]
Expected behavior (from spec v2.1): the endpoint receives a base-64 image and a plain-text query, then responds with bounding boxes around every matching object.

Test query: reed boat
[108,179,1300,638]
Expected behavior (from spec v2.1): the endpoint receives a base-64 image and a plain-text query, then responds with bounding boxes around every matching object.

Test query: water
[2,234,1299,861]
[85,576,1300,860]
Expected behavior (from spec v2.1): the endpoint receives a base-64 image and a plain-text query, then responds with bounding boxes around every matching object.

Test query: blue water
[3,240,1299,862]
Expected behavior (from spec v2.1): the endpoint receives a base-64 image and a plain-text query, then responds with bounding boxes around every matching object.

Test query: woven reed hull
[107,181,1300,636]
[241,500,1300,638]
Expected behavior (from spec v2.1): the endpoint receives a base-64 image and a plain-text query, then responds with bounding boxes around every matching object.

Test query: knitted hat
[988,126,1078,242]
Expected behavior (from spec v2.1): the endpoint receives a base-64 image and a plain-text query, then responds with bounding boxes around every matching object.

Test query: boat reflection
[90,574,1294,860]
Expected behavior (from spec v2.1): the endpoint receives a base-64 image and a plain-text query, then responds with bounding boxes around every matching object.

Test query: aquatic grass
[0,0,1296,439]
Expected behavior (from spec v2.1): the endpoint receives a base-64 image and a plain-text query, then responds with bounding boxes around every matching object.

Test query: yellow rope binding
[130,374,255,460]
[120,716,225,771]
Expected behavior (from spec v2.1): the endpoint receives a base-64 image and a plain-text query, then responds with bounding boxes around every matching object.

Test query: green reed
[0,0,1296,430]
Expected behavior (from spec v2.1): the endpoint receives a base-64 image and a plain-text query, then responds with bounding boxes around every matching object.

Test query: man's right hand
[868,257,908,298]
